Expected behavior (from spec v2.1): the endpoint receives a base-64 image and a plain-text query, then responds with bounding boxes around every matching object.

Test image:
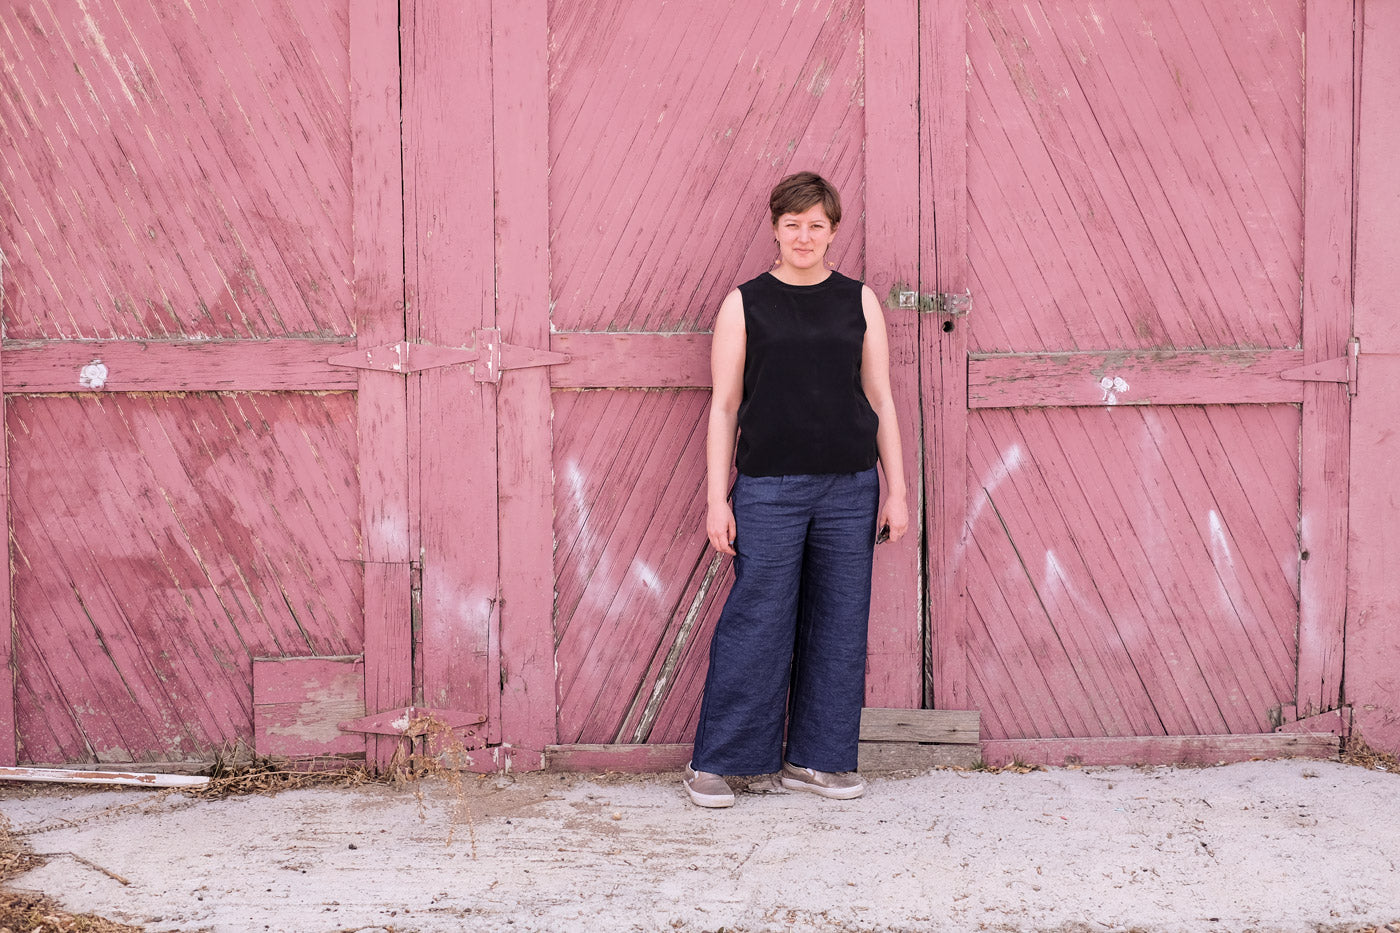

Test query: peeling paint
[79,358,108,389]
[1098,375,1129,405]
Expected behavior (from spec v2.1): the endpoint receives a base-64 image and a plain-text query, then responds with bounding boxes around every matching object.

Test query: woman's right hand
[707,501,737,556]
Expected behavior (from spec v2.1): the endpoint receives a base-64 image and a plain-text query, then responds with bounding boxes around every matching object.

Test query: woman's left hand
[879,494,909,544]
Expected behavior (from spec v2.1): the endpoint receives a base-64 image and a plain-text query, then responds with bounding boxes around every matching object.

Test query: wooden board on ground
[981,733,1341,769]
[860,708,980,744]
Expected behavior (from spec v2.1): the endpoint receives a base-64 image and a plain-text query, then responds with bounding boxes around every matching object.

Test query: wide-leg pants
[691,468,879,776]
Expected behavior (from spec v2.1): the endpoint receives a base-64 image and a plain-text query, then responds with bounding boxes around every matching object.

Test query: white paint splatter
[634,561,662,594]
[1042,549,1071,599]
[79,359,108,390]
[1099,375,1129,405]
[563,459,586,518]
[1209,509,1233,567]
[965,444,1024,532]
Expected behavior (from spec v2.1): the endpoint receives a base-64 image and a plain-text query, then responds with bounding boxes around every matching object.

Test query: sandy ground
[1,759,1398,933]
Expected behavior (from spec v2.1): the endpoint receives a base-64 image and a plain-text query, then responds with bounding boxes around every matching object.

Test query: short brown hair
[769,171,842,227]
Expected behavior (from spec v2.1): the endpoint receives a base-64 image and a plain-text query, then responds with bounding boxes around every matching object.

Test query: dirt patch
[1,807,139,933]
[3,759,1399,932]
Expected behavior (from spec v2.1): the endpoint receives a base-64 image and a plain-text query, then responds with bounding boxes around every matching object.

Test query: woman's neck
[770,265,833,286]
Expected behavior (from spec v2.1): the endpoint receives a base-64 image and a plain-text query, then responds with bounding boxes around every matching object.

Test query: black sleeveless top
[734,271,879,477]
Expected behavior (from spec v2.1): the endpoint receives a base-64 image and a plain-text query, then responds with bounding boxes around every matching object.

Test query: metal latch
[1280,337,1359,397]
[890,286,972,316]
[328,328,569,383]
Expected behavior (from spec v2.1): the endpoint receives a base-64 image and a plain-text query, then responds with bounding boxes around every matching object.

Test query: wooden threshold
[542,742,982,774]
[981,733,1341,769]
[546,708,983,774]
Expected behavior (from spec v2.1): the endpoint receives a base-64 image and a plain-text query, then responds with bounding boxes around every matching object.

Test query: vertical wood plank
[863,0,923,709]
[923,0,971,711]
[0,294,12,766]
[1296,0,1355,718]
[403,1,500,747]
[1347,0,1400,752]
[350,1,411,769]
[493,0,556,770]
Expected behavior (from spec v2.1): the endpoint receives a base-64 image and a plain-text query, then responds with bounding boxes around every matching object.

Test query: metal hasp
[1280,337,1360,397]
[338,705,487,738]
[327,329,568,382]
[893,289,973,315]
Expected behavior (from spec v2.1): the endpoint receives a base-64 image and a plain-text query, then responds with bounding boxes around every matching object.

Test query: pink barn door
[0,3,414,766]
[923,0,1355,762]
[543,0,927,765]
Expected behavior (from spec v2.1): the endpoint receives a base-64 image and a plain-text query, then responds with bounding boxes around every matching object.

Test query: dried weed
[1341,734,1400,774]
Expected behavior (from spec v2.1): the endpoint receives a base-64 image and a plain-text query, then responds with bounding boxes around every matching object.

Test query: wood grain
[0,0,352,340]
[0,307,10,766]
[1347,0,1400,754]
[2,339,358,392]
[923,0,972,714]
[548,333,709,388]
[548,0,866,334]
[252,656,365,758]
[403,0,500,747]
[10,394,361,762]
[1295,0,1355,719]
[859,708,980,745]
[350,1,410,770]
[966,0,1302,353]
[969,350,1308,408]
[495,0,556,770]
[864,0,924,710]
[982,733,1339,769]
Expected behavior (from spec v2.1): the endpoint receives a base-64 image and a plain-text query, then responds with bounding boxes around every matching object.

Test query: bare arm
[859,285,909,542]
[706,289,746,556]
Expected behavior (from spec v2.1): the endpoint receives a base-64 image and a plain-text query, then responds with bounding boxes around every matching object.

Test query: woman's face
[773,203,836,272]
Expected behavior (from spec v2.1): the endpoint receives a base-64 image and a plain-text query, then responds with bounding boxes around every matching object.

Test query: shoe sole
[779,775,866,800]
[685,785,735,808]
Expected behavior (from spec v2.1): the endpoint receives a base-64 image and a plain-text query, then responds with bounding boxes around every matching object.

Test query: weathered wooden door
[543,0,927,762]
[922,0,1355,759]
[0,2,403,766]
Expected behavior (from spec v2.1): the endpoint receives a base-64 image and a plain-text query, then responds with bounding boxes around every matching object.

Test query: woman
[684,171,909,808]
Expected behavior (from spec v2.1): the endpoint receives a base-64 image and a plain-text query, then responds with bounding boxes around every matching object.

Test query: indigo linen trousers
[691,468,880,776]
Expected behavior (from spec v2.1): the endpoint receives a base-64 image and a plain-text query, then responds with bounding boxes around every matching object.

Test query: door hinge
[472,327,570,384]
[327,328,569,382]
[891,286,972,316]
[1280,337,1359,397]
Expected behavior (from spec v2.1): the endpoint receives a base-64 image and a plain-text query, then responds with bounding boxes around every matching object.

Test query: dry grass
[1341,734,1400,773]
[0,811,140,933]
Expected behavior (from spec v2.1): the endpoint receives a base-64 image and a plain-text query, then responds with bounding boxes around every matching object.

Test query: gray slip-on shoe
[683,762,736,808]
[779,761,866,799]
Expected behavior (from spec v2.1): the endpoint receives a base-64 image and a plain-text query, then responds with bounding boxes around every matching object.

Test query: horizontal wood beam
[858,742,981,771]
[860,707,980,744]
[2,338,359,392]
[981,733,1340,769]
[549,332,710,388]
[969,349,1307,408]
